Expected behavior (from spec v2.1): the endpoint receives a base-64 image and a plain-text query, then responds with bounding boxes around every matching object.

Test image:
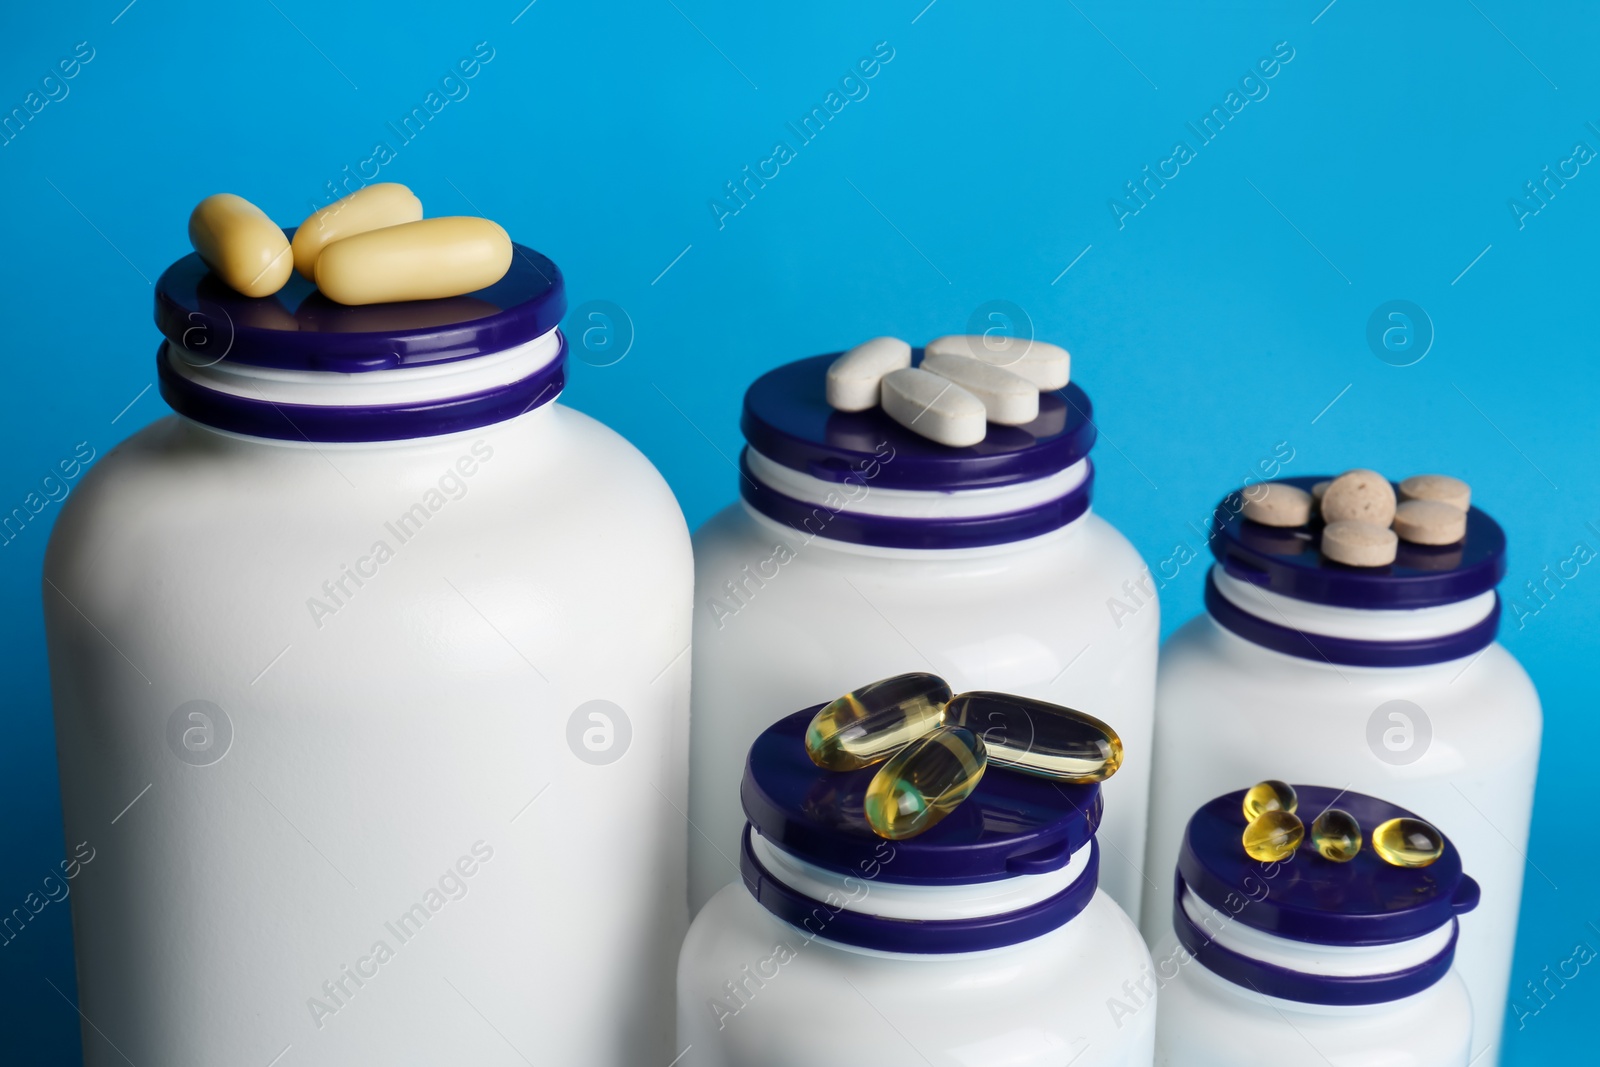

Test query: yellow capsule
[1372,817,1444,868]
[1311,808,1362,862]
[292,182,424,279]
[943,691,1122,782]
[805,672,951,771]
[314,217,513,306]
[188,193,293,298]
[1242,809,1304,862]
[1242,780,1299,822]
[864,726,987,840]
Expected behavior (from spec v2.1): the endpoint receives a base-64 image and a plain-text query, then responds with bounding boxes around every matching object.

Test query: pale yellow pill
[314,217,513,306]
[1241,482,1313,527]
[1393,500,1468,545]
[1321,469,1397,526]
[292,182,424,280]
[1321,520,1398,567]
[188,193,293,298]
[1399,474,1471,513]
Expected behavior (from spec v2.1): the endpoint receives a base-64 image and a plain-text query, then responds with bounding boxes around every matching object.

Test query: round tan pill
[1311,480,1331,506]
[188,193,293,298]
[1320,469,1397,526]
[1321,520,1398,567]
[1399,474,1471,513]
[1393,500,1468,545]
[293,182,424,280]
[1241,482,1313,527]
[314,217,513,306]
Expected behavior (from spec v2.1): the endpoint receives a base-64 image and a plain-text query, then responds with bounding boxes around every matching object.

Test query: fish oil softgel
[1242,808,1304,861]
[864,725,987,840]
[1373,817,1445,868]
[805,672,952,771]
[1241,779,1297,821]
[943,691,1122,782]
[1311,808,1362,862]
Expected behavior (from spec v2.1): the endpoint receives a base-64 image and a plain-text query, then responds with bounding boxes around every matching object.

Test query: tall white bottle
[44,245,692,1065]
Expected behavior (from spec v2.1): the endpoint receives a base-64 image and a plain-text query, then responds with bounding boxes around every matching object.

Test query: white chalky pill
[920,349,1040,425]
[1393,500,1468,545]
[1321,520,1398,567]
[1399,474,1471,513]
[925,335,1070,390]
[825,337,913,412]
[1241,482,1313,527]
[880,367,987,448]
[1320,469,1397,526]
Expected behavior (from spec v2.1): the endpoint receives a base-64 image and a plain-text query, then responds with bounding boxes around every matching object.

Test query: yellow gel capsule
[805,672,951,771]
[314,217,513,306]
[864,726,987,840]
[188,193,293,298]
[1242,780,1299,822]
[1311,808,1362,862]
[1242,809,1304,862]
[292,182,424,279]
[1372,817,1444,868]
[943,691,1122,782]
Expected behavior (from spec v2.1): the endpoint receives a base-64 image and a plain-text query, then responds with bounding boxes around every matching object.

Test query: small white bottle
[1141,478,1540,1066]
[678,707,1156,1066]
[44,246,692,1065]
[1151,785,1480,1067]
[690,349,1161,919]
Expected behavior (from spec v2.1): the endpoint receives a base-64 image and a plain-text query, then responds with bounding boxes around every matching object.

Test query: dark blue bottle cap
[1177,785,1480,948]
[154,229,566,372]
[1209,476,1506,609]
[740,708,1101,886]
[740,352,1096,491]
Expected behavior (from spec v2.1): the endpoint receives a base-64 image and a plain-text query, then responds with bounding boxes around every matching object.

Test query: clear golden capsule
[864,726,987,840]
[1372,817,1444,868]
[942,691,1122,782]
[1242,780,1299,822]
[805,672,951,771]
[1311,808,1362,862]
[1243,809,1304,862]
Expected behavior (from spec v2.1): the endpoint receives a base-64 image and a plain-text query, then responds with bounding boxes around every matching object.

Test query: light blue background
[2,1,1596,1061]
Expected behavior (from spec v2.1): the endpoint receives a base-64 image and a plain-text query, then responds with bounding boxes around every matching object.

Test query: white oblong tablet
[925,334,1070,390]
[920,349,1040,426]
[880,367,986,447]
[825,337,912,412]
[1321,520,1398,567]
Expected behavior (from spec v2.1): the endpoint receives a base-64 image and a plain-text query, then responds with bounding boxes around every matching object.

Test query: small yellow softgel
[186,183,513,305]
[1241,779,1298,821]
[805,672,951,771]
[1243,809,1304,862]
[863,726,987,840]
[1311,808,1362,862]
[1372,817,1444,868]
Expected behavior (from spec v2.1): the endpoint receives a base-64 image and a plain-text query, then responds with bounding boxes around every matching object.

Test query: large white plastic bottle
[1142,479,1540,1066]
[44,245,692,1065]
[688,350,1160,920]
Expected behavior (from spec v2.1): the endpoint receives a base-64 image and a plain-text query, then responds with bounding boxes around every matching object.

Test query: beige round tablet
[1320,469,1396,526]
[1321,520,1398,567]
[1399,474,1471,513]
[1241,482,1313,527]
[1392,500,1467,545]
[1311,480,1331,506]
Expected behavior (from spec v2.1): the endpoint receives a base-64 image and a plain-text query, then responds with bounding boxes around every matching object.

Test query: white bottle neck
[1209,565,1498,643]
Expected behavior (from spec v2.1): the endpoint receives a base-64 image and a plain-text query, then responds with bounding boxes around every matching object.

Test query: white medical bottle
[1151,785,1480,1066]
[678,707,1157,1066]
[689,349,1158,919]
[43,242,692,1065]
[1141,477,1540,1066]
